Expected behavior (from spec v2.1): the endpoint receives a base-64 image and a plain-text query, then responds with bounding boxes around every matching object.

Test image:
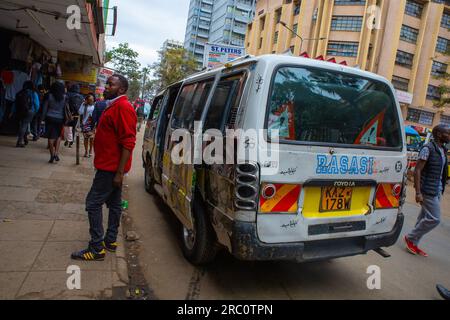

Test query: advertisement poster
[203,43,245,69]
[96,67,115,97]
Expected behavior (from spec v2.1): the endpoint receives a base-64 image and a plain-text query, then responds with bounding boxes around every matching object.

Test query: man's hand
[113,172,124,189]
[416,193,424,205]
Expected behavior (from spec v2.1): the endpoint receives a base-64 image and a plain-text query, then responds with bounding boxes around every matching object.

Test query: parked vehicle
[142,55,408,265]
[406,126,421,171]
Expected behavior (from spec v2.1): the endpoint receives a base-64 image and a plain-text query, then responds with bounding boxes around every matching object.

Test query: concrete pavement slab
[0,167,52,179]
[0,176,32,188]
[32,241,114,272]
[0,241,43,272]
[48,221,90,242]
[35,185,90,205]
[17,271,113,300]
[0,187,40,202]
[0,272,27,300]
[0,201,63,221]
[0,220,53,241]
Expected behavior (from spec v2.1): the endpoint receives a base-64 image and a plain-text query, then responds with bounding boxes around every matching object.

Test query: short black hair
[112,74,129,92]
[433,124,449,139]
[23,81,34,91]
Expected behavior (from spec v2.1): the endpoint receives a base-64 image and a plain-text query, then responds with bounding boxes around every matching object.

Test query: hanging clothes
[4,71,29,102]
[9,36,33,62]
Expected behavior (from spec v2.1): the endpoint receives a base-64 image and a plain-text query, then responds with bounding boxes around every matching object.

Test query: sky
[106,0,190,68]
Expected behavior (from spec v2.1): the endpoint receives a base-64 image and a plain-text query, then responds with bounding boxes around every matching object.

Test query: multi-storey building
[245,0,450,129]
[162,39,184,53]
[184,0,256,68]
[184,0,215,68]
[210,0,256,47]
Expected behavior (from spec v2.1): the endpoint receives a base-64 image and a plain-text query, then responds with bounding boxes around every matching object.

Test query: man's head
[85,93,95,105]
[104,74,129,100]
[68,84,80,94]
[432,125,450,145]
[23,81,34,91]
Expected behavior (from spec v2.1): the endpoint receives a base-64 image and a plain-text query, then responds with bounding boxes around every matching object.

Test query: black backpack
[68,93,84,115]
[16,90,33,119]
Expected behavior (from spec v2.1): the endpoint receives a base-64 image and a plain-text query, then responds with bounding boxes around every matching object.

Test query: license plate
[320,187,353,212]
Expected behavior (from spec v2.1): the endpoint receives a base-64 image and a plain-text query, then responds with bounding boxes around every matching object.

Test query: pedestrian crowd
[14,80,109,163]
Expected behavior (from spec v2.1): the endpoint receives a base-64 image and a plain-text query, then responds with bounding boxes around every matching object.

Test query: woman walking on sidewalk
[42,82,66,164]
[79,93,96,158]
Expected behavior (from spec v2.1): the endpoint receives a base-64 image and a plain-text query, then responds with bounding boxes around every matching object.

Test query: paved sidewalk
[0,135,128,300]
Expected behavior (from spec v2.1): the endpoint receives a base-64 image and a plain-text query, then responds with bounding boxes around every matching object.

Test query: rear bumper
[230,213,404,262]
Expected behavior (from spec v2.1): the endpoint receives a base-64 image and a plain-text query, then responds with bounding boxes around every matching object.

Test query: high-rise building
[184,0,215,68]
[210,0,257,46]
[162,39,184,53]
[246,0,450,129]
[184,0,256,68]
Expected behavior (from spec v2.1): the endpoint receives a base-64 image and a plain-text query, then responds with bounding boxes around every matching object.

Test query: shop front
[0,0,109,135]
[0,29,57,134]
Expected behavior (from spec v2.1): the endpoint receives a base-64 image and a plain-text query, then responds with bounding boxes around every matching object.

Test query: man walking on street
[72,75,137,261]
[404,125,450,257]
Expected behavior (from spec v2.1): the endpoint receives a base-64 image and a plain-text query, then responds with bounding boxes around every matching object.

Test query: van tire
[181,198,218,265]
[144,158,155,195]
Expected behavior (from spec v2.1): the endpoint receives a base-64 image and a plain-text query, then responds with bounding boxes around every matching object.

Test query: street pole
[280,21,326,55]
[76,133,80,165]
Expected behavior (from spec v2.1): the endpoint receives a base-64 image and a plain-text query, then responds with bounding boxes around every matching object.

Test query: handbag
[64,96,74,125]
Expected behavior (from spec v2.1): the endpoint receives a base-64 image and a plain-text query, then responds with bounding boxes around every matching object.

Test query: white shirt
[78,103,95,126]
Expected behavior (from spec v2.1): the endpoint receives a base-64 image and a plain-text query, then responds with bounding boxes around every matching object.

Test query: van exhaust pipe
[373,248,391,258]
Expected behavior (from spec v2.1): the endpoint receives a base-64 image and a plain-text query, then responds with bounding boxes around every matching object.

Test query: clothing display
[4,71,29,101]
[9,36,33,62]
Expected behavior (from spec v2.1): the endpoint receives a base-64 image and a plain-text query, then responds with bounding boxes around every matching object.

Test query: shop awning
[0,0,103,64]
[405,126,420,137]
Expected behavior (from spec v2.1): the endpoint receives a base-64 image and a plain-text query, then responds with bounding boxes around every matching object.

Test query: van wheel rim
[183,226,196,251]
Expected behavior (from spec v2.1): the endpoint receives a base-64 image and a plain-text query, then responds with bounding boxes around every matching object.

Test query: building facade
[184,0,215,67]
[245,0,450,129]
[162,39,184,53]
[184,0,256,68]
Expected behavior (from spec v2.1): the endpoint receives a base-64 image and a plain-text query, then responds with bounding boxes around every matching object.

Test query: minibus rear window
[267,66,403,149]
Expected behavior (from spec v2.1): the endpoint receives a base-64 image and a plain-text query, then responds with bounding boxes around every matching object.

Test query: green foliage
[106,43,141,79]
[151,48,198,91]
[105,43,159,102]
[433,46,450,109]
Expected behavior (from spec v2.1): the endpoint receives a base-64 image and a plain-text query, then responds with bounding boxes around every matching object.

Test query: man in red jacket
[72,74,137,261]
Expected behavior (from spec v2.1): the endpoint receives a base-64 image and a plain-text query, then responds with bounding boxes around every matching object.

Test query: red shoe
[416,247,428,257]
[404,236,418,255]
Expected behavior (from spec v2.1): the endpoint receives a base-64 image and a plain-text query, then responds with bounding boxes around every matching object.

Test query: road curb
[114,225,129,286]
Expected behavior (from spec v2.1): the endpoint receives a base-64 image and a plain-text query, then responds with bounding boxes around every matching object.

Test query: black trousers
[86,170,122,252]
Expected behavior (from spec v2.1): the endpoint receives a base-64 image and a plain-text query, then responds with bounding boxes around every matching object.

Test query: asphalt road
[126,131,450,300]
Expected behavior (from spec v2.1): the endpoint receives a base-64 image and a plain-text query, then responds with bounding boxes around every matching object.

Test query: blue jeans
[86,170,122,252]
[17,111,35,144]
[408,194,442,246]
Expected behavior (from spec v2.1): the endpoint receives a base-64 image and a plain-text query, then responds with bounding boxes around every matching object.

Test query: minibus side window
[171,84,197,129]
[205,73,246,131]
[171,80,213,130]
[149,96,163,121]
